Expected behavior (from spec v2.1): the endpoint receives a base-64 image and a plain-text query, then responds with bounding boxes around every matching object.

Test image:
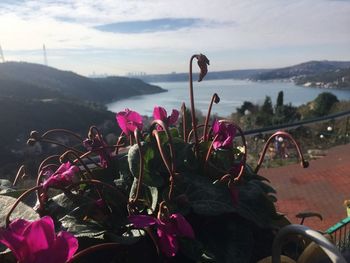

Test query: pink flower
[83,135,111,168]
[116,109,143,135]
[212,120,236,150]
[129,213,195,257]
[43,162,79,190]
[153,106,179,129]
[0,216,78,263]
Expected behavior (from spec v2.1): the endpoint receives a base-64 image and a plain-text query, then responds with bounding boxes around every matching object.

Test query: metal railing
[326,217,350,251]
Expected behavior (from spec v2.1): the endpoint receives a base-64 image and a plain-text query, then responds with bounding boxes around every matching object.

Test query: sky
[0,0,350,76]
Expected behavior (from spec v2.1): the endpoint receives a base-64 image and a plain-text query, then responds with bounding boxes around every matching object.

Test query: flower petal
[170,214,195,239]
[168,109,179,126]
[55,162,71,175]
[22,216,56,258]
[127,110,143,129]
[116,111,129,135]
[212,120,220,134]
[128,215,158,228]
[153,106,167,122]
[157,226,178,257]
[49,231,78,263]
[0,224,27,262]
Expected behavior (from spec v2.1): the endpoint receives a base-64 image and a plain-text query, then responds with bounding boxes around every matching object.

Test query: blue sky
[0,0,349,76]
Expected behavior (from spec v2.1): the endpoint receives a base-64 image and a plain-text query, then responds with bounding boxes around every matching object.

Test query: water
[107,79,350,117]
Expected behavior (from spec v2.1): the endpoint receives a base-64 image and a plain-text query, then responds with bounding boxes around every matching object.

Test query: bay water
[107,79,350,117]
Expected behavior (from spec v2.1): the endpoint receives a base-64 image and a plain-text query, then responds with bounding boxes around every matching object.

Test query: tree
[313,92,339,116]
[261,96,273,115]
[276,91,284,109]
[236,101,257,115]
[256,96,274,127]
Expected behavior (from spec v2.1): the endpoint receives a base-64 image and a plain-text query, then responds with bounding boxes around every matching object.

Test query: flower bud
[26,138,37,146]
[30,130,41,140]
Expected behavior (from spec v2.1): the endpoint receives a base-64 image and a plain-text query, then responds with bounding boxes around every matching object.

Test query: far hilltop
[135,60,350,89]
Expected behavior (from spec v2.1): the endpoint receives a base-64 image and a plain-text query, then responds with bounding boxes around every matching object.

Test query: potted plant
[0,54,309,263]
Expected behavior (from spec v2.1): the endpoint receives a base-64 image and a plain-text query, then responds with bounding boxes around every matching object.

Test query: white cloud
[0,0,349,74]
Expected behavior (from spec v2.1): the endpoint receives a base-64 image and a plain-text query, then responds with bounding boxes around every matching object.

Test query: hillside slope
[252,61,350,81]
[0,62,166,102]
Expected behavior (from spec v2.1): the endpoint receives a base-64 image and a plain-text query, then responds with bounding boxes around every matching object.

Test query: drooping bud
[30,130,41,140]
[26,138,37,146]
[213,93,220,104]
[197,54,210,82]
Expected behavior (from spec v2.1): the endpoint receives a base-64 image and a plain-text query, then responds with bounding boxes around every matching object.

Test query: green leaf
[178,237,204,261]
[197,215,254,263]
[59,215,106,239]
[0,196,39,228]
[169,127,180,138]
[104,232,141,245]
[176,173,235,216]
[236,180,278,228]
[0,189,28,198]
[0,179,12,189]
[128,143,164,187]
[129,178,158,213]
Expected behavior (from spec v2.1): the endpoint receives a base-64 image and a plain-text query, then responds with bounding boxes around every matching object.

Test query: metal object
[272,224,346,263]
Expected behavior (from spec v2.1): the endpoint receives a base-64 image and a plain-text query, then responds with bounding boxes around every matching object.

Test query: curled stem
[203,93,220,141]
[37,154,61,176]
[41,128,83,141]
[67,243,122,262]
[150,120,176,201]
[36,164,59,205]
[12,165,25,187]
[187,124,205,143]
[130,128,145,204]
[254,131,309,174]
[40,138,84,155]
[205,120,247,183]
[181,103,187,142]
[88,126,103,142]
[189,55,200,156]
[61,150,93,179]
[6,185,43,228]
[66,179,127,205]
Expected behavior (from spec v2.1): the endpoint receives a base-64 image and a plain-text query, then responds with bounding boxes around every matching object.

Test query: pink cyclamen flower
[116,108,143,136]
[212,120,236,150]
[83,135,111,168]
[43,162,79,190]
[153,106,179,129]
[0,216,78,263]
[129,213,195,257]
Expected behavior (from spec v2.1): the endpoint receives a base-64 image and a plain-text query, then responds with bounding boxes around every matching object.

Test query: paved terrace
[260,143,350,231]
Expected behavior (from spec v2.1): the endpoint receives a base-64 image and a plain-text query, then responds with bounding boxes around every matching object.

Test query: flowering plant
[0,54,309,263]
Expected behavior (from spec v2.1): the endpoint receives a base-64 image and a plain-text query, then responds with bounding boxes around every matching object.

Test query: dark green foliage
[237,101,257,115]
[255,96,274,126]
[312,92,339,116]
[276,91,284,109]
[273,103,300,125]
